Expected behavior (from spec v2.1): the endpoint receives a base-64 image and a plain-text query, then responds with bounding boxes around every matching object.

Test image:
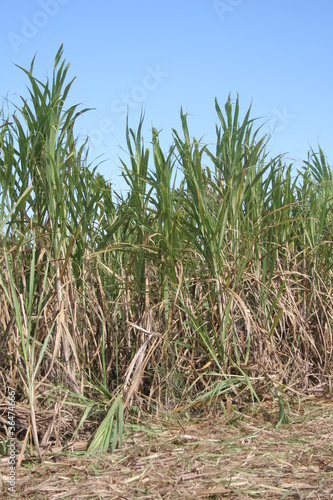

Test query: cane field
[0,46,332,498]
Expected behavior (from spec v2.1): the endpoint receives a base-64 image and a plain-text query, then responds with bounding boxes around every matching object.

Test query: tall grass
[0,46,332,457]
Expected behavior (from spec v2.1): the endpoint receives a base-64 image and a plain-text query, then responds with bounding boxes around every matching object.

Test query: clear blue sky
[1,0,332,193]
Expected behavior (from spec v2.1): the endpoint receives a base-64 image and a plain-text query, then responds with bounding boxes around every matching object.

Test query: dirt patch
[2,399,333,499]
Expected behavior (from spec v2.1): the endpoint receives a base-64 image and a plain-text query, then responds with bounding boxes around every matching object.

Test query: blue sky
[1,0,332,193]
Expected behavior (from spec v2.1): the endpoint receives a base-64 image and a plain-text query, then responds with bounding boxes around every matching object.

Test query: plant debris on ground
[1,399,333,499]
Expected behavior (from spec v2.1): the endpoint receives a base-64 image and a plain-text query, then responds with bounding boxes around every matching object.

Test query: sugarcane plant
[0,46,332,458]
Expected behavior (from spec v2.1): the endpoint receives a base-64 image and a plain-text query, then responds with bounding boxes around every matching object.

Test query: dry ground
[1,398,333,499]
